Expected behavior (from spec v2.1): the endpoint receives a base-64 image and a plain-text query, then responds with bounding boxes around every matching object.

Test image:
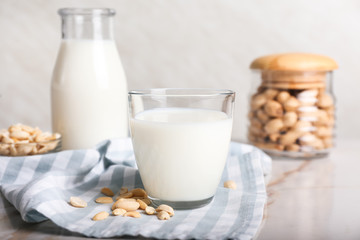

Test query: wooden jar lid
[250,53,338,89]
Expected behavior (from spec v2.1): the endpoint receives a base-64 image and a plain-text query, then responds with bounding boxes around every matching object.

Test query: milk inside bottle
[51,9,128,150]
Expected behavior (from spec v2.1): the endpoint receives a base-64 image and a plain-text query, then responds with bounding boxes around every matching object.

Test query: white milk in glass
[130,108,233,201]
[51,40,128,149]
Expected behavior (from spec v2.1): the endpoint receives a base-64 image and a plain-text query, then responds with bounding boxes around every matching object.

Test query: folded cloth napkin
[0,138,271,240]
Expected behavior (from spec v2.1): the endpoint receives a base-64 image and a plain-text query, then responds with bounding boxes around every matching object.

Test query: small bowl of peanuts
[0,124,61,156]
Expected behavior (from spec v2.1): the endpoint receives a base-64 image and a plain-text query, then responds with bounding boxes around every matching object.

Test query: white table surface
[1,138,360,239]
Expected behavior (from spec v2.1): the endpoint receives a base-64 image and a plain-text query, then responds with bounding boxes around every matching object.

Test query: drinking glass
[129,89,235,209]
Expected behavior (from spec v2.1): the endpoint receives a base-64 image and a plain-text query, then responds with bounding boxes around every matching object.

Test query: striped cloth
[0,138,271,239]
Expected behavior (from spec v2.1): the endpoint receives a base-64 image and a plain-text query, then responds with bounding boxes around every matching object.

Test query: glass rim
[128,88,235,97]
[58,8,116,16]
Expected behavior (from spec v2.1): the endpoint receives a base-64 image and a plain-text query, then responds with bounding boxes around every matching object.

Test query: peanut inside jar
[248,53,338,157]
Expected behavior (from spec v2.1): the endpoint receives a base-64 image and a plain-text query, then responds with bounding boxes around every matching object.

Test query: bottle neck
[58,8,115,40]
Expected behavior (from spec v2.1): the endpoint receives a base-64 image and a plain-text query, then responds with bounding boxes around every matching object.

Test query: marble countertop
[1,138,359,239]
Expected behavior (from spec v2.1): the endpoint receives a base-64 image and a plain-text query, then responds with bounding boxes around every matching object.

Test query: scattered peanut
[119,187,128,195]
[124,211,141,218]
[114,200,140,211]
[69,196,87,208]
[92,211,109,221]
[112,208,126,216]
[90,187,175,221]
[130,188,147,198]
[157,211,170,220]
[116,192,133,200]
[95,197,113,204]
[112,198,136,210]
[101,187,114,197]
[224,180,237,190]
[156,204,174,217]
[145,206,156,215]
[141,198,151,205]
[137,199,148,210]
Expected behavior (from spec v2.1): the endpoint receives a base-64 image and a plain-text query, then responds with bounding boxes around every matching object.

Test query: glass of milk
[129,89,235,209]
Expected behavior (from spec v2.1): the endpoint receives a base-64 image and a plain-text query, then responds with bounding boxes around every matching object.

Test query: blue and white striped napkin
[0,138,271,240]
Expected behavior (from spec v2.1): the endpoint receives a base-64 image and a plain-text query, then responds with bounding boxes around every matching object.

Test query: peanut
[113,208,126,216]
[136,199,148,210]
[297,89,319,98]
[250,118,262,129]
[116,192,133,200]
[16,144,34,156]
[1,134,14,144]
[299,133,316,146]
[157,211,170,220]
[114,200,140,211]
[9,144,17,156]
[0,144,10,155]
[293,120,313,131]
[317,93,333,108]
[156,204,174,217]
[323,137,333,148]
[279,131,301,146]
[112,198,137,210]
[316,126,332,138]
[254,142,285,151]
[124,211,141,218]
[69,196,87,208]
[263,88,279,99]
[264,100,283,117]
[10,130,30,140]
[131,188,148,198]
[92,211,109,221]
[101,187,114,197]
[251,94,267,110]
[256,109,269,123]
[141,198,151,205]
[285,144,300,152]
[145,206,156,215]
[95,197,113,204]
[269,133,280,142]
[283,96,300,112]
[119,187,128,195]
[276,91,290,104]
[283,111,297,127]
[224,180,237,190]
[264,119,284,134]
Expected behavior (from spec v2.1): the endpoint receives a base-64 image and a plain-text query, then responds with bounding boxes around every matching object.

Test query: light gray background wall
[1,0,359,142]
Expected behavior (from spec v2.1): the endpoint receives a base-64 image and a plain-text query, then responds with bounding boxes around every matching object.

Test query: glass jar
[51,8,128,150]
[247,53,337,158]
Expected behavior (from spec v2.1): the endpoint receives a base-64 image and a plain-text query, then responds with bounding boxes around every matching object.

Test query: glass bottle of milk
[51,8,128,150]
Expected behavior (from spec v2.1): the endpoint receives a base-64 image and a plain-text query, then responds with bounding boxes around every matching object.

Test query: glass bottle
[51,8,128,150]
[247,53,337,158]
